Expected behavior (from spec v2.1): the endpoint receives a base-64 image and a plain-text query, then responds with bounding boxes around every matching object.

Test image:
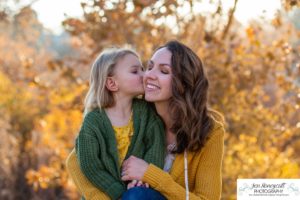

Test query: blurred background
[0,0,300,199]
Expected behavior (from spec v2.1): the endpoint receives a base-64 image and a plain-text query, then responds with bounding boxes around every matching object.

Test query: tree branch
[221,0,238,40]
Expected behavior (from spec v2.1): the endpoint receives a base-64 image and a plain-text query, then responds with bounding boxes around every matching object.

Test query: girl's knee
[122,187,166,200]
[122,187,145,200]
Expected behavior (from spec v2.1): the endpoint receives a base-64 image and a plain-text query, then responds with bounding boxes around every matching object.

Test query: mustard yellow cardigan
[66,149,110,200]
[66,120,224,200]
[142,120,224,200]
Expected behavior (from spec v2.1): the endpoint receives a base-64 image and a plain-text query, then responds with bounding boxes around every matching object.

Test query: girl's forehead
[121,53,140,62]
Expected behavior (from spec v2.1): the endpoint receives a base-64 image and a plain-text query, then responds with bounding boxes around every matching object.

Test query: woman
[121,40,224,200]
[67,40,224,200]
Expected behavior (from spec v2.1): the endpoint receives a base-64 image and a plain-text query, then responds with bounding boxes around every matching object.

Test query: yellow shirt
[113,116,134,165]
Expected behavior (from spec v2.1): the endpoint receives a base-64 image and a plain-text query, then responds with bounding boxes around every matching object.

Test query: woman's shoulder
[208,110,225,141]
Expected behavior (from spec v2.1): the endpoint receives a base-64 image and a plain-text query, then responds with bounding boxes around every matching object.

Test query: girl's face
[143,47,173,103]
[113,53,144,97]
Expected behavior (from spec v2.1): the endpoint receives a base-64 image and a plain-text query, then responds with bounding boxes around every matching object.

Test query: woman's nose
[144,69,156,80]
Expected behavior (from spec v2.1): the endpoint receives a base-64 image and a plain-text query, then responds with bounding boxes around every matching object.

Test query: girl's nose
[139,70,144,76]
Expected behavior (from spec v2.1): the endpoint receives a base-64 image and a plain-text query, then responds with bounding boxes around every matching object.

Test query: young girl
[66,47,165,200]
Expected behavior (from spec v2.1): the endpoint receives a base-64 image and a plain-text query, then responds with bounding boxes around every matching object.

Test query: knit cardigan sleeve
[76,115,125,200]
[142,125,224,200]
[142,118,165,169]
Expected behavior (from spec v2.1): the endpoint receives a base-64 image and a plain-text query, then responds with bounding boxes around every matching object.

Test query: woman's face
[143,47,173,103]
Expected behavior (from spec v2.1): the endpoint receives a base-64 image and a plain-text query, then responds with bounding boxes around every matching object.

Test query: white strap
[184,150,189,200]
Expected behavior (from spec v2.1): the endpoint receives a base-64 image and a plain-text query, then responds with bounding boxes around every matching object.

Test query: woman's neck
[105,96,133,127]
[155,101,176,145]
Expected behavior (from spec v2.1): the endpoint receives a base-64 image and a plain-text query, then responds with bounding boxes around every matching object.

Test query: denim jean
[122,186,167,200]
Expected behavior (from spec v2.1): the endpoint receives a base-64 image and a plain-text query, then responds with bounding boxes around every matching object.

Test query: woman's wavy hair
[163,40,216,153]
[84,47,139,115]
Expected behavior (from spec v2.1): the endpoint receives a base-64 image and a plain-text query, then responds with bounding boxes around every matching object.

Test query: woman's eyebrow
[149,60,171,67]
[158,63,171,67]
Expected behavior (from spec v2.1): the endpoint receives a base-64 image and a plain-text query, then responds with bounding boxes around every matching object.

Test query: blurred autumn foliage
[0,0,300,199]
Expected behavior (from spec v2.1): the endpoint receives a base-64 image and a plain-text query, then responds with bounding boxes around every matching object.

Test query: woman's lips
[145,83,160,91]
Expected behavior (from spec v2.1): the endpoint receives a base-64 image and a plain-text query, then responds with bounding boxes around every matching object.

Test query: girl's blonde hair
[84,47,139,115]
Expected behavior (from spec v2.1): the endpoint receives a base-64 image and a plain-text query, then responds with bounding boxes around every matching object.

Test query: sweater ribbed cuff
[106,182,124,200]
[142,164,170,189]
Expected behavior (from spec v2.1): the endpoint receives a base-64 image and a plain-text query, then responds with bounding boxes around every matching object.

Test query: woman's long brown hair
[163,40,214,153]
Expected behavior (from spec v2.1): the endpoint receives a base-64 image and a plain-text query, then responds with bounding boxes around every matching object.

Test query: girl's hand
[121,156,149,181]
[127,180,149,189]
[137,181,149,188]
[127,180,137,189]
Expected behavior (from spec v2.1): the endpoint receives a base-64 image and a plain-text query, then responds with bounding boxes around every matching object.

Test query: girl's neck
[105,96,133,127]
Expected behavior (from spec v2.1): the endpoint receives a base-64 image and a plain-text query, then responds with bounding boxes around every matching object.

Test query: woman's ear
[106,77,119,92]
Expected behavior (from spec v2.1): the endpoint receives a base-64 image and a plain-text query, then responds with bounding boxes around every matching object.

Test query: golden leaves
[26,164,67,191]
[1,1,300,199]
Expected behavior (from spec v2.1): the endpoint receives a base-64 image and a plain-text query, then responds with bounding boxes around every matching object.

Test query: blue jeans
[122,187,166,200]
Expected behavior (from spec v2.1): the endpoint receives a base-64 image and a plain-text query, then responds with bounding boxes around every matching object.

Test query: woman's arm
[65,149,110,200]
[122,126,224,200]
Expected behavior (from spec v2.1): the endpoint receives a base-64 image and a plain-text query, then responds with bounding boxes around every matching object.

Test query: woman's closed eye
[159,64,171,74]
[161,68,169,74]
[146,63,170,73]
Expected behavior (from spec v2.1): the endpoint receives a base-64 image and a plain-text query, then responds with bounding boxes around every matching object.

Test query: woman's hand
[121,156,149,181]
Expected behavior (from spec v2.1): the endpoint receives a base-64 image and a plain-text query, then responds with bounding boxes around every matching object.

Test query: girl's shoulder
[82,108,104,124]
[132,98,156,113]
[132,98,162,123]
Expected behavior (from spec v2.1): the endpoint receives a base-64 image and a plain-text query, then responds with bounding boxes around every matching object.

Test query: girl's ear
[106,77,119,92]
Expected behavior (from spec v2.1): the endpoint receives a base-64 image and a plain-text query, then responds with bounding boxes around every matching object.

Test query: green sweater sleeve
[76,119,125,200]
[143,118,165,169]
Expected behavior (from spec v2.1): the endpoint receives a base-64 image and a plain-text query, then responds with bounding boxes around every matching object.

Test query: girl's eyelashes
[146,63,153,70]
[131,65,143,74]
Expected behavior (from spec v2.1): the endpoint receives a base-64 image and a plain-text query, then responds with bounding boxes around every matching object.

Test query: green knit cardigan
[76,99,165,200]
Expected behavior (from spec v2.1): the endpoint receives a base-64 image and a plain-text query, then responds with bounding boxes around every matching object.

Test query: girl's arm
[65,149,110,200]
[76,117,125,200]
[142,119,165,168]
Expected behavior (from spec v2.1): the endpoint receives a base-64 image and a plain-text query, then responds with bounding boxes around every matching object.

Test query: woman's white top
[163,143,176,172]
[163,142,189,200]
